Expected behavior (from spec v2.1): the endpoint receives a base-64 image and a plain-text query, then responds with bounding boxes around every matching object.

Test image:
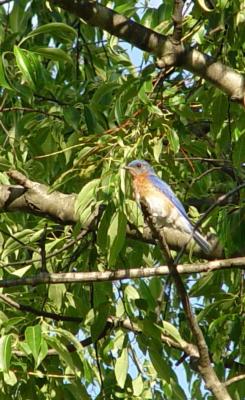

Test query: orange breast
[132,173,153,199]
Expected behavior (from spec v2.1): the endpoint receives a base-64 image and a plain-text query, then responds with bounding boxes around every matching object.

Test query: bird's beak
[123,166,135,176]
[123,166,133,173]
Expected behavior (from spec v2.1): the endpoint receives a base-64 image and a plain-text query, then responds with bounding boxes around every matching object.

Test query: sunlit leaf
[33,47,73,63]
[75,179,100,226]
[20,22,77,45]
[115,348,128,388]
[25,325,42,365]
[0,335,12,371]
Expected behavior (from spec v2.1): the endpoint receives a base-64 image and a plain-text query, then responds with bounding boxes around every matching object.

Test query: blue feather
[149,175,188,219]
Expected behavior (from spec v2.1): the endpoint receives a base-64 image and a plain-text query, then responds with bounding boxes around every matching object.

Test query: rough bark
[1,170,223,259]
[0,256,244,288]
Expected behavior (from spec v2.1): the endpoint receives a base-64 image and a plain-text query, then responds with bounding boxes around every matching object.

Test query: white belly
[142,193,191,233]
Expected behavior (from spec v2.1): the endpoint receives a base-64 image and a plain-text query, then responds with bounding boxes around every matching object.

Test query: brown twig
[0,107,63,120]
[140,205,232,398]
[0,293,82,322]
[8,307,244,375]
[1,257,245,287]
[0,256,244,289]
[49,0,245,104]
[224,374,245,387]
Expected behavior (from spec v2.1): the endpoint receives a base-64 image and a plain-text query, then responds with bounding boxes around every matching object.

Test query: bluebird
[125,160,211,254]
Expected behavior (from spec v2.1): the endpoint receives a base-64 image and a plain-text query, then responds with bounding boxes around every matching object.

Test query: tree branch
[3,170,77,223]
[224,374,245,387]
[1,170,223,259]
[0,256,244,288]
[11,312,245,376]
[0,293,82,322]
[172,0,184,44]
[49,0,245,105]
[140,206,232,399]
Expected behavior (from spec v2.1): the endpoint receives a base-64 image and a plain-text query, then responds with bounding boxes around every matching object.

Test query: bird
[125,159,211,254]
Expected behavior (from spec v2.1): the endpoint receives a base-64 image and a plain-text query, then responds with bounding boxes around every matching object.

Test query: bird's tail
[193,231,211,254]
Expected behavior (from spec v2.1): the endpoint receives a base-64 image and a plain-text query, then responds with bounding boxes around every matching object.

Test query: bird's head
[124,160,155,176]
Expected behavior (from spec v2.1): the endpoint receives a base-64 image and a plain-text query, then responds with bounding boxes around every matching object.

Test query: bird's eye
[136,162,142,169]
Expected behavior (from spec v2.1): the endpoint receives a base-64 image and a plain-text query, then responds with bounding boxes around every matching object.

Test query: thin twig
[38,224,48,272]
[224,374,245,387]
[0,107,63,120]
[0,293,82,322]
[140,204,232,398]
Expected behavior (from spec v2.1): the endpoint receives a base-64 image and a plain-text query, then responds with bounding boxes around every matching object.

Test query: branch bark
[0,170,223,259]
[10,310,244,376]
[0,256,244,288]
[49,0,245,105]
[141,206,232,399]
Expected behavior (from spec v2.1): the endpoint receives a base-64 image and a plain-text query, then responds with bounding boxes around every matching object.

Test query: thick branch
[2,170,77,223]
[49,0,245,104]
[172,0,184,44]
[0,256,244,288]
[182,49,245,103]
[1,170,223,259]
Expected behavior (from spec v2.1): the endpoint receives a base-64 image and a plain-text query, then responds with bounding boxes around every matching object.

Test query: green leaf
[233,133,245,170]
[0,335,12,371]
[0,55,12,90]
[36,339,48,368]
[14,46,35,88]
[115,348,128,388]
[114,95,124,124]
[140,319,162,342]
[124,285,140,300]
[138,81,151,104]
[3,371,17,386]
[166,129,180,153]
[107,210,127,267]
[14,46,43,90]
[139,280,156,310]
[49,283,66,311]
[33,47,72,63]
[84,105,98,134]
[20,22,77,45]
[63,106,81,130]
[157,321,183,344]
[91,303,110,342]
[25,325,42,365]
[190,272,215,297]
[11,265,32,277]
[97,205,114,252]
[91,82,119,106]
[1,229,39,259]
[75,179,100,226]
[45,336,76,373]
[149,348,171,382]
[132,374,144,396]
[9,0,29,33]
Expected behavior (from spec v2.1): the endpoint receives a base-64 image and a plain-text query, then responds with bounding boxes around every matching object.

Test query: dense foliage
[0,0,244,399]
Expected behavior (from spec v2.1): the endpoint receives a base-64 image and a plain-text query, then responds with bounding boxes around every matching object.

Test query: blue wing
[148,174,211,254]
[149,175,188,219]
